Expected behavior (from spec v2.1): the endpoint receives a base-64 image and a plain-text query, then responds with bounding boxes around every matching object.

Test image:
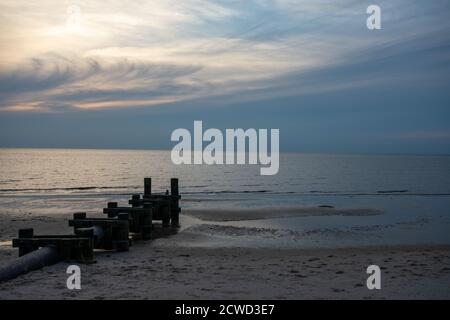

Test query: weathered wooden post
[131,194,140,208]
[18,228,34,257]
[171,178,179,196]
[144,177,152,198]
[70,211,130,252]
[103,205,152,240]
[162,205,170,228]
[73,212,86,220]
[142,203,153,240]
[108,202,118,208]
[107,202,118,218]
[171,178,180,228]
[116,213,130,251]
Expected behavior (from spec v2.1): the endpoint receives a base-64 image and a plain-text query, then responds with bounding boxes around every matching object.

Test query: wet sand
[0,211,449,299]
[183,206,382,221]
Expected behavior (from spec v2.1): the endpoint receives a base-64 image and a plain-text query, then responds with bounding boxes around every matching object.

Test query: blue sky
[0,0,449,154]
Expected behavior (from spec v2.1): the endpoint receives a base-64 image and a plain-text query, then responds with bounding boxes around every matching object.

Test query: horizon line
[0,146,449,157]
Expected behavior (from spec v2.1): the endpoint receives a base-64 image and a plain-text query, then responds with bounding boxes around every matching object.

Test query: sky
[0,0,449,154]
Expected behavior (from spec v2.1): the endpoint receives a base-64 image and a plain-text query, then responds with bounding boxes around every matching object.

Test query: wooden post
[162,205,170,228]
[171,178,180,227]
[75,227,94,238]
[18,228,33,238]
[141,203,152,240]
[107,202,117,218]
[171,178,179,196]
[80,247,95,264]
[116,213,130,251]
[131,194,140,208]
[107,202,118,208]
[73,212,86,220]
[144,177,152,198]
[18,228,34,257]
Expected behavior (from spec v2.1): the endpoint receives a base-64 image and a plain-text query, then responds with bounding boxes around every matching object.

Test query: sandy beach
[1,210,449,300]
[1,0,450,305]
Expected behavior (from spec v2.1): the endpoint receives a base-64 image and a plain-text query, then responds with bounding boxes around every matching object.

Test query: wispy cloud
[0,0,449,112]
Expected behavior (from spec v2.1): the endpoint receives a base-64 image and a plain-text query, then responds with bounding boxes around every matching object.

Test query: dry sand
[0,211,449,299]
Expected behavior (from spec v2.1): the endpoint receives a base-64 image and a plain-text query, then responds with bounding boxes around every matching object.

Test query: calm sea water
[1,148,450,196]
[1,148,450,246]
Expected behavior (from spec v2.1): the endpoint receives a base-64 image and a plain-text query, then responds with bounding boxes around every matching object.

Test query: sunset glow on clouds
[0,1,449,153]
[0,0,447,113]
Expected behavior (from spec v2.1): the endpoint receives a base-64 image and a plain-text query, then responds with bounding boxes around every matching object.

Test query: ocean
[1,148,450,247]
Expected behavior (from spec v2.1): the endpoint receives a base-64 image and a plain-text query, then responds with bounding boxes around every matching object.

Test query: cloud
[0,54,204,111]
[0,0,449,112]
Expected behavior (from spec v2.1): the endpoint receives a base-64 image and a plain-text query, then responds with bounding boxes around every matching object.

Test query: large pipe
[0,246,61,283]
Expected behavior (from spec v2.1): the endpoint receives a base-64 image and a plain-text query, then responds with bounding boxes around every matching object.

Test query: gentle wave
[377,190,409,194]
[0,188,450,198]
[0,185,141,192]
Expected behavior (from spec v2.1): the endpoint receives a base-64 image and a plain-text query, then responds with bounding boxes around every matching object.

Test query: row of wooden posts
[11,178,181,263]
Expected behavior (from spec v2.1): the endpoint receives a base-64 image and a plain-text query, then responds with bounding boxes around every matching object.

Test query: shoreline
[1,211,450,299]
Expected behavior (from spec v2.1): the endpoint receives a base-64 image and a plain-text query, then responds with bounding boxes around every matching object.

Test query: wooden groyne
[0,178,181,282]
